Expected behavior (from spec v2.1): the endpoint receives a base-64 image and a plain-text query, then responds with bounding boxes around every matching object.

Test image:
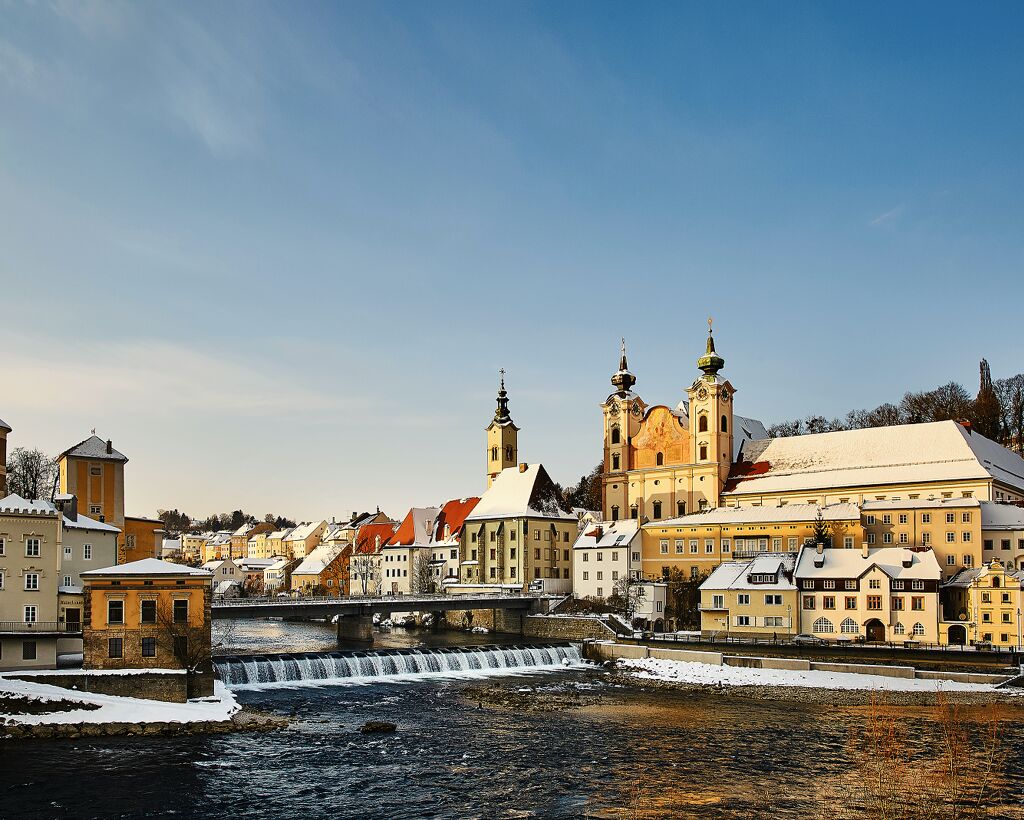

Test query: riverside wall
[8,671,214,702]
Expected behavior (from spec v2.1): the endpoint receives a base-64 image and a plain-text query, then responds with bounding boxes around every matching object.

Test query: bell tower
[686,319,735,510]
[601,339,646,521]
[486,369,519,487]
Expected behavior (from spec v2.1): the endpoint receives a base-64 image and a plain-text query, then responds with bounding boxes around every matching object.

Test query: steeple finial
[493,369,512,425]
[611,338,636,396]
[697,318,725,377]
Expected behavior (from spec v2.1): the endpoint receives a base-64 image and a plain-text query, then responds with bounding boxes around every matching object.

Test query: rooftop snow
[285,521,325,541]
[573,520,641,550]
[701,553,797,591]
[58,435,128,463]
[861,498,980,511]
[651,502,861,528]
[794,545,941,581]
[466,464,574,521]
[82,558,213,577]
[0,494,119,532]
[980,502,1024,530]
[0,417,10,432]
[293,543,345,575]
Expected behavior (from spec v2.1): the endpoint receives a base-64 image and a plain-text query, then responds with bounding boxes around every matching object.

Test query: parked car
[792,633,826,645]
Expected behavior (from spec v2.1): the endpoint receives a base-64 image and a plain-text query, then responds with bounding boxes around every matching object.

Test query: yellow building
[230,521,275,560]
[795,545,942,644]
[699,553,798,639]
[941,560,1024,648]
[981,503,1024,571]
[642,502,862,580]
[284,521,327,560]
[180,532,208,563]
[291,544,348,594]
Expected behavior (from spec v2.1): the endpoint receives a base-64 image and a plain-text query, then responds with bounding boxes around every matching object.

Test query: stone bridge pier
[336,612,374,645]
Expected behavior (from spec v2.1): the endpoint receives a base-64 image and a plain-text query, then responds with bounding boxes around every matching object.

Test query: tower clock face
[631,400,643,418]
[609,402,620,417]
[696,387,708,400]
[721,388,730,402]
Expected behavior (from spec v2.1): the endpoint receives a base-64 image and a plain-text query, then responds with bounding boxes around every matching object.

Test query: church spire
[611,338,636,396]
[493,368,513,426]
[697,317,725,377]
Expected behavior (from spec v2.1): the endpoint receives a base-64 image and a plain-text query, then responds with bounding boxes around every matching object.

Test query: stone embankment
[0,708,288,741]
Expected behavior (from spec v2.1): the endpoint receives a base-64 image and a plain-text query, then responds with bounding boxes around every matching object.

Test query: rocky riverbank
[0,707,288,741]
[462,681,604,712]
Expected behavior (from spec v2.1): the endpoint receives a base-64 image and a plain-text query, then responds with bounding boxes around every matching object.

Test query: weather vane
[708,316,713,334]
[499,367,505,389]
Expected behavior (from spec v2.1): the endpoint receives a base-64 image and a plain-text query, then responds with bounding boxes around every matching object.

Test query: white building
[572,520,642,601]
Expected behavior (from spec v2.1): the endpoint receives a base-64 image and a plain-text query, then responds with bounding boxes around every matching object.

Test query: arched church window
[699,445,708,461]
[677,500,686,516]
[611,505,619,521]
[612,454,620,470]
[652,501,662,519]
[721,415,728,433]
[491,446,498,461]
[698,415,708,433]
[656,452,664,466]
[630,505,638,520]
[611,426,621,445]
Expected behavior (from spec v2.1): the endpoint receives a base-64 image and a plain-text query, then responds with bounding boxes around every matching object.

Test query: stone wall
[9,670,214,702]
[522,615,618,642]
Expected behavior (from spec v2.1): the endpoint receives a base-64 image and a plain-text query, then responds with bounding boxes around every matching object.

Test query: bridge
[212,593,554,643]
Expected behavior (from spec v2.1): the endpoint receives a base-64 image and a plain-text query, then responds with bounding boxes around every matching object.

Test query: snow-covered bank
[617,657,1005,693]
[0,675,239,726]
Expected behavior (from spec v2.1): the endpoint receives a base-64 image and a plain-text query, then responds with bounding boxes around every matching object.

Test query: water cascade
[214,644,582,688]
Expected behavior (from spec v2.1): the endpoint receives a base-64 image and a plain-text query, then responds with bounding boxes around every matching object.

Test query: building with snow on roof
[380,506,440,595]
[699,553,798,639]
[981,503,1024,571]
[291,543,349,594]
[941,559,1024,649]
[284,520,327,560]
[794,544,942,644]
[431,497,480,589]
[572,520,643,602]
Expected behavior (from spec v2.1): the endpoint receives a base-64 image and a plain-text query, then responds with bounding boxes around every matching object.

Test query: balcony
[0,621,82,635]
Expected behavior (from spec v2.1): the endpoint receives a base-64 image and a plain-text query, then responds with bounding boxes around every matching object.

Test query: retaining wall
[8,670,214,702]
[523,615,618,642]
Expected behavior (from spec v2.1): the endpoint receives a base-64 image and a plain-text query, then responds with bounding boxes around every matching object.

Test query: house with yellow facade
[981,503,1024,571]
[941,560,1024,648]
[290,544,349,594]
[794,545,942,644]
[699,553,798,639]
[284,520,327,560]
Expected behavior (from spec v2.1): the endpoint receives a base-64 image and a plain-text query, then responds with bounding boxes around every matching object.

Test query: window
[677,501,686,517]
[0,572,4,590]
[22,640,37,660]
[722,539,731,554]
[867,596,882,611]
[721,415,728,433]
[652,501,662,519]
[891,597,904,610]
[922,532,931,545]
[893,623,905,635]
[772,538,782,552]
[90,465,102,476]
[660,540,669,555]
[736,615,751,626]
[23,605,37,623]
[765,616,785,627]
[962,512,971,523]
[964,555,973,567]
[841,618,859,634]
[108,638,123,658]
[921,513,931,524]
[823,596,836,610]
[867,533,876,545]
[675,540,684,554]
[899,533,909,544]
[89,505,102,517]
[946,513,956,524]
[882,514,892,525]
[789,537,798,550]
[142,637,157,657]
[898,514,908,525]
[612,454,620,470]
[611,426,620,444]
[845,580,856,590]
[690,567,699,579]
[698,415,708,433]
[803,596,815,610]
[25,538,40,557]
[62,575,71,587]
[845,596,857,610]
[812,617,834,634]
[632,551,640,561]
[946,555,956,566]
[630,506,638,520]
[712,594,725,609]
[107,600,124,624]
[689,540,698,554]
[911,580,924,591]
[869,579,881,589]
[705,539,714,554]
[141,600,157,624]
[656,452,664,467]
[64,546,72,558]
[596,572,603,581]
[963,532,972,543]
[173,600,188,623]
[0,537,4,556]
[738,594,750,605]
[699,445,708,461]
[1002,539,1011,551]
[823,580,836,590]
[611,551,619,562]
[843,536,854,550]
[1002,612,1012,624]
[611,505,619,521]
[865,515,876,526]
[24,573,39,591]
[912,623,925,637]
[802,580,814,590]
[892,580,904,590]
[883,533,893,544]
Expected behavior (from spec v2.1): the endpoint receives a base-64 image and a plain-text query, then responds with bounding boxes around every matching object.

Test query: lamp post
[787,603,793,641]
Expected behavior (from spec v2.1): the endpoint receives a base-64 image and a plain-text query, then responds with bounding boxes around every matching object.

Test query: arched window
[612,454,620,470]
[630,505,638,520]
[812,617,834,634]
[721,415,728,433]
[841,618,859,634]
[677,501,686,516]
[993,576,1001,588]
[699,445,708,461]
[505,445,514,461]
[893,622,905,635]
[698,414,708,433]
[656,452,664,466]
[611,426,621,445]
[912,622,925,637]
[611,505,619,521]
[491,446,498,461]
[652,501,662,519]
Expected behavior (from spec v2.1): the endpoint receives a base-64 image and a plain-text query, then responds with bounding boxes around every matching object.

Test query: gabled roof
[573,520,640,550]
[980,502,1024,530]
[727,421,1024,497]
[795,546,941,582]
[58,435,128,463]
[388,507,441,547]
[293,543,346,575]
[432,497,481,543]
[0,417,10,433]
[354,521,398,554]
[285,521,326,541]
[466,464,574,521]
[232,523,256,537]
[82,558,212,577]
[701,553,797,591]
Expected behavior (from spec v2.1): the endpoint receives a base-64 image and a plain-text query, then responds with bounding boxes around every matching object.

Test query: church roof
[467,463,574,521]
[673,401,768,460]
[726,420,1024,497]
[58,435,128,463]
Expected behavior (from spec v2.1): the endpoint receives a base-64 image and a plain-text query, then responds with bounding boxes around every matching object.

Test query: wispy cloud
[869,203,906,226]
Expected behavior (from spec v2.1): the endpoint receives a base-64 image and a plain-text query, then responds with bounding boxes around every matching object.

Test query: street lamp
[787,604,793,641]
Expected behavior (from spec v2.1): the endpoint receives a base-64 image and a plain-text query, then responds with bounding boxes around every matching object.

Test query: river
[3,620,1024,819]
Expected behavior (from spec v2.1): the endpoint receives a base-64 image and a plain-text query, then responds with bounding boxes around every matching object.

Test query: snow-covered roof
[82,558,212,577]
[239,558,274,570]
[215,580,241,593]
[285,521,325,542]
[573,520,640,550]
[201,559,235,571]
[701,553,798,591]
[232,523,255,537]
[265,557,295,571]
[389,507,441,546]
[58,435,128,463]
[980,502,1024,531]
[269,527,293,540]
[58,584,83,595]
[0,494,60,516]
[795,546,941,582]
[0,417,10,433]
[672,401,767,460]
[861,498,980,511]
[727,421,1024,497]
[466,464,574,521]
[653,502,861,528]
[292,543,344,576]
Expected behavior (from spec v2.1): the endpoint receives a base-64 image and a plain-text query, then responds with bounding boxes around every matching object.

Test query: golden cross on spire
[707,316,713,334]
[499,368,505,390]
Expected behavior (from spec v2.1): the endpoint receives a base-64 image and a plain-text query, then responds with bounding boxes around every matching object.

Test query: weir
[214,643,581,687]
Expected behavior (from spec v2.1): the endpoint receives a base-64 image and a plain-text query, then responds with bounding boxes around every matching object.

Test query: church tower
[486,370,519,487]
[686,319,735,509]
[601,340,646,521]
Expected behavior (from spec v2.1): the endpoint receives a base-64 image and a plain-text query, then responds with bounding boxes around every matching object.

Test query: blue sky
[2,2,1022,521]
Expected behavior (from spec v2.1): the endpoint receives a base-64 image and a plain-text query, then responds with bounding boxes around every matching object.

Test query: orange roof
[433,497,480,541]
[354,521,397,554]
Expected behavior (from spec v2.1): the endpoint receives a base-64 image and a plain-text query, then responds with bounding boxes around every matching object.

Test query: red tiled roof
[433,497,480,541]
[354,521,397,554]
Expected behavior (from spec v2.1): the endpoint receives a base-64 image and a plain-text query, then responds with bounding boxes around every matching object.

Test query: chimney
[862,541,869,558]
[815,542,824,555]
[106,439,113,454]
[519,463,528,473]
[959,420,972,435]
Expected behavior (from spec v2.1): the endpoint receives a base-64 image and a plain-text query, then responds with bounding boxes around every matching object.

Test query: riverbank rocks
[0,708,288,742]
[463,683,603,712]
[359,720,397,734]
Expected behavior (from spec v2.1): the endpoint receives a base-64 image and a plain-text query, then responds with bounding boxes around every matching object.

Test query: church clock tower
[486,370,519,487]
[686,319,735,510]
[601,340,646,521]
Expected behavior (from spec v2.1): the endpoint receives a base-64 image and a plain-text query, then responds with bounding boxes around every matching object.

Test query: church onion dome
[492,369,514,427]
[697,319,725,378]
[610,338,636,396]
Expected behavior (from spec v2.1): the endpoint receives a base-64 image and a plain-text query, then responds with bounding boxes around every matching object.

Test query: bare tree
[412,550,435,594]
[349,550,381,596]
[155,599,213,698]
[5,448,57,501]
[612,576,647,622]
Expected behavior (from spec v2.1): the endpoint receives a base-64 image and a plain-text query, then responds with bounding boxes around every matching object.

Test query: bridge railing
[212,591,542,607]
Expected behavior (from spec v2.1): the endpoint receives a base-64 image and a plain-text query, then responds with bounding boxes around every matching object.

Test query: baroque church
[600,323,767,523]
